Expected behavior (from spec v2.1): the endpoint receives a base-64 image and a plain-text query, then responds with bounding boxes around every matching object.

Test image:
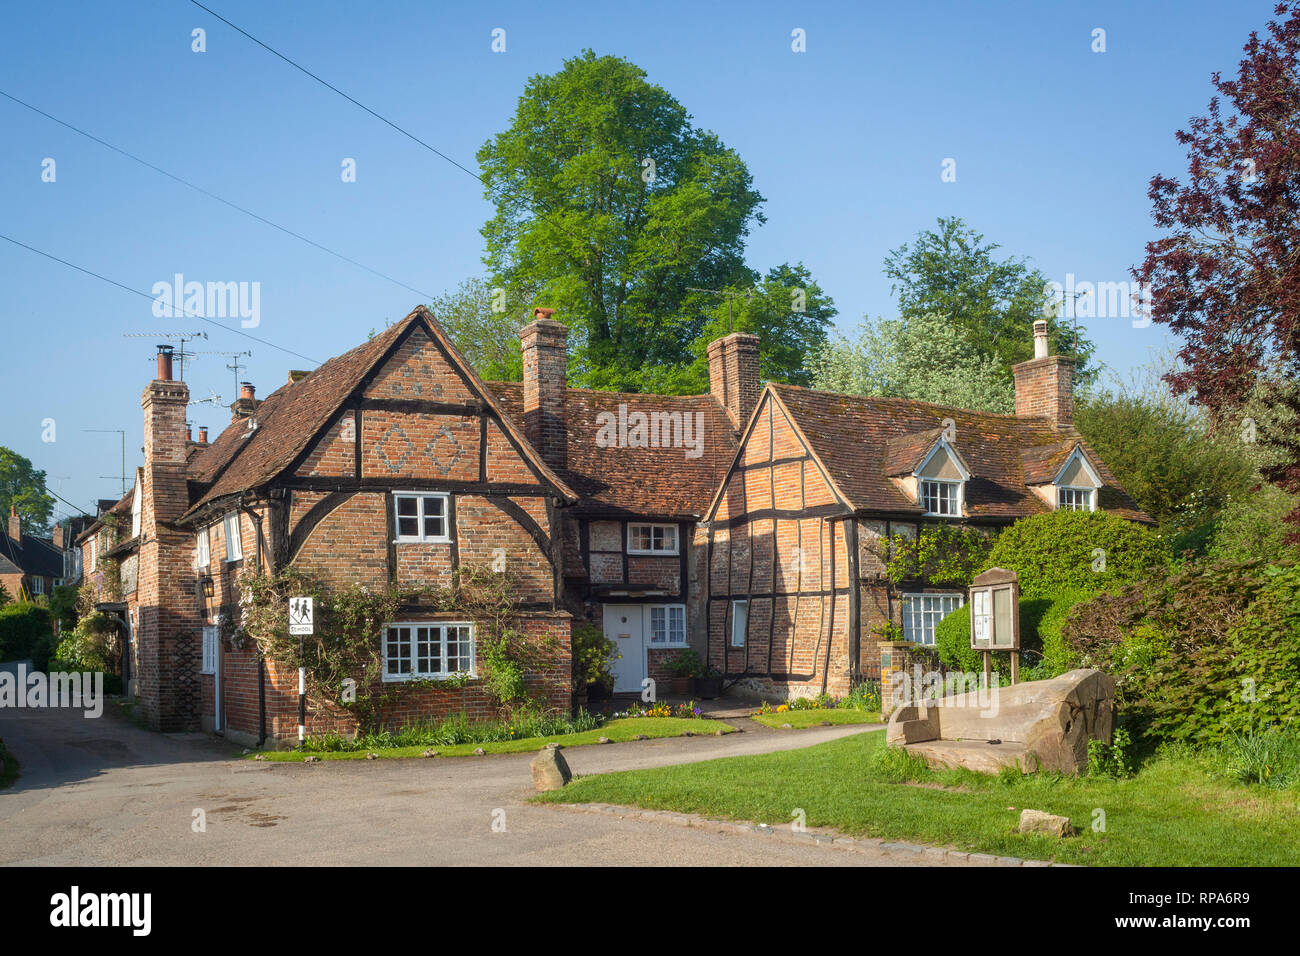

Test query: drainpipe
[257,655,266,747]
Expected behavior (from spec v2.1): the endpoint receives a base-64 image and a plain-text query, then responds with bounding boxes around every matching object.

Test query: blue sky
[0,0,1277,521]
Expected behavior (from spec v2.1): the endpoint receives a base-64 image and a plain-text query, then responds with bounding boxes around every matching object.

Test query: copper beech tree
[1135,1,1300,537]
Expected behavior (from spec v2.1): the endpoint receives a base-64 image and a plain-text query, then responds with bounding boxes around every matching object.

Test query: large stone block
[887,669,1115,775]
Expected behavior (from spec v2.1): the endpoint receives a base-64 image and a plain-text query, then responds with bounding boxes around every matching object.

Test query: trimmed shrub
[0,604,54,669]
[933,588,1093,678]
[981,511,1170,598]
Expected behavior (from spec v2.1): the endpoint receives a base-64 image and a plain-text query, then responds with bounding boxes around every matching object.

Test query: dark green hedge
[982,510,1170,598]
[0,604,55,670]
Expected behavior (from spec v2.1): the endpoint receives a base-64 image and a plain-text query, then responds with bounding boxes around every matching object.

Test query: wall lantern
[200,575,215,599]
[969,566,1020,683]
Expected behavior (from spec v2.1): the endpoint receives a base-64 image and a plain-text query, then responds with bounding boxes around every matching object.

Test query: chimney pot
[1033,320,1050,359]
[533,307,557,320]
[156,345,174,381]
[199,426,209,443]
[240,382,255,400]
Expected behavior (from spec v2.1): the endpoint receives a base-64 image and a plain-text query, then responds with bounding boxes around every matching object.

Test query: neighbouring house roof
[180,308,578,521]
[0,526,64,579]
[766,384,1150,523]
[486,383,739,520]
[75,489,133,545]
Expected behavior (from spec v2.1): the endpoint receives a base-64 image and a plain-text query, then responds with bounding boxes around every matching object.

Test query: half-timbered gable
[703,322,1150,701]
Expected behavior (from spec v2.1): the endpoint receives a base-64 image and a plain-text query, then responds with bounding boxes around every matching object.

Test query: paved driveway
[0,703,953,866]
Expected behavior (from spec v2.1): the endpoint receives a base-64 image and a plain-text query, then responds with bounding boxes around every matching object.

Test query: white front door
[604,605,646,694]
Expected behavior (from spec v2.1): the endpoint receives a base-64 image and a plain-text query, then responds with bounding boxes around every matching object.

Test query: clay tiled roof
[882,427,947,477]
[768,384,1149,523]
[1020,440,1083,485]
[181,309,577,520]
[487,383,738,519]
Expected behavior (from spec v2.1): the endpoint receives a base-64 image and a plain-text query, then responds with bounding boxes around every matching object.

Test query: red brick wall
[294,493,388,589]
[218,613,572,743]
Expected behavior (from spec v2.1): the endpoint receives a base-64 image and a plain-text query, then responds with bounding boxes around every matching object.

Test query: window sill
[627,549,680,557]
[381,673,475,684]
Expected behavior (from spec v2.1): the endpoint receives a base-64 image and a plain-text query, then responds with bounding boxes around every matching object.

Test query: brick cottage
[77,309,1145,745]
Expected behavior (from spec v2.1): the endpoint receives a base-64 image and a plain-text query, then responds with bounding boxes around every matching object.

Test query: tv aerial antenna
[122,331,208,380]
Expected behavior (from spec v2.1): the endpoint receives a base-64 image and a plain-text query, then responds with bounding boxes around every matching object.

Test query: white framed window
[648,604,687,646]
[394,493,450,542]
[31,577,44,595]
[87,536,96,572]
[223,512,243,562]
[1057,486,1096,512]
[196,526,210,568]
[901,593,964,646]
[628,522,678,555]
[382,622,474,681]
[920,479,962,517]
[200,625,219,675]
[730,599,749,648]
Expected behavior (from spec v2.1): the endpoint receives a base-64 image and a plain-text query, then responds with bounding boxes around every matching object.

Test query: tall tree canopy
[477,50,773,391]
[0,446,54,536]
[1134,2,1300,536]
[810,311,1014,414]
[885,216,1094,384]
[428,277,527,382]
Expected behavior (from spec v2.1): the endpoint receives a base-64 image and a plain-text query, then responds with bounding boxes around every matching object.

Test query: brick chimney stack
[1013,320,1075,426]
[520,308,568,472]
[52,524,64,550]
[144,347,190,471]
[7,506,19,543]
[707,332,761,431]
[231,381,258,421]
[138,345,199,732]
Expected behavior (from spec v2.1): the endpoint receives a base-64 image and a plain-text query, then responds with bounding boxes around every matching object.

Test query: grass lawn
[537,729,1300,866]
[0,737,18,789]
[751,710,882,729]
[252,717,734,761]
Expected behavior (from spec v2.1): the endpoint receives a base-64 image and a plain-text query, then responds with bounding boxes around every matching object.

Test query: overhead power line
[0,233,321,365]
[189,0,593,254]
[0,88,434,301]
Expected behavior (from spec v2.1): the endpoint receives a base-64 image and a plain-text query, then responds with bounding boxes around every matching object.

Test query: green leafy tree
[809,311,1015,413]
[639,262,836,393]
[884,216,1093,384]
[0,447,54,536]
[1075,393,1253,541]
[477,50,765,390]
[428,277,529,381]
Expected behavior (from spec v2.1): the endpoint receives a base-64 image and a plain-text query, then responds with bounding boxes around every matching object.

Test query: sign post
[969,568,1020,684]
[288,597,314,746]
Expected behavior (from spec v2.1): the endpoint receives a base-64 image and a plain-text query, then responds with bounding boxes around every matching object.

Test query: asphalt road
[0,702,957,866]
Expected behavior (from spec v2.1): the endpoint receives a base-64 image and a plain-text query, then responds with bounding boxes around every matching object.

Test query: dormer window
[1057,486,1095,512]
[913,436,971,518]
[920,479,963,517]
[1053,447,1101,513]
